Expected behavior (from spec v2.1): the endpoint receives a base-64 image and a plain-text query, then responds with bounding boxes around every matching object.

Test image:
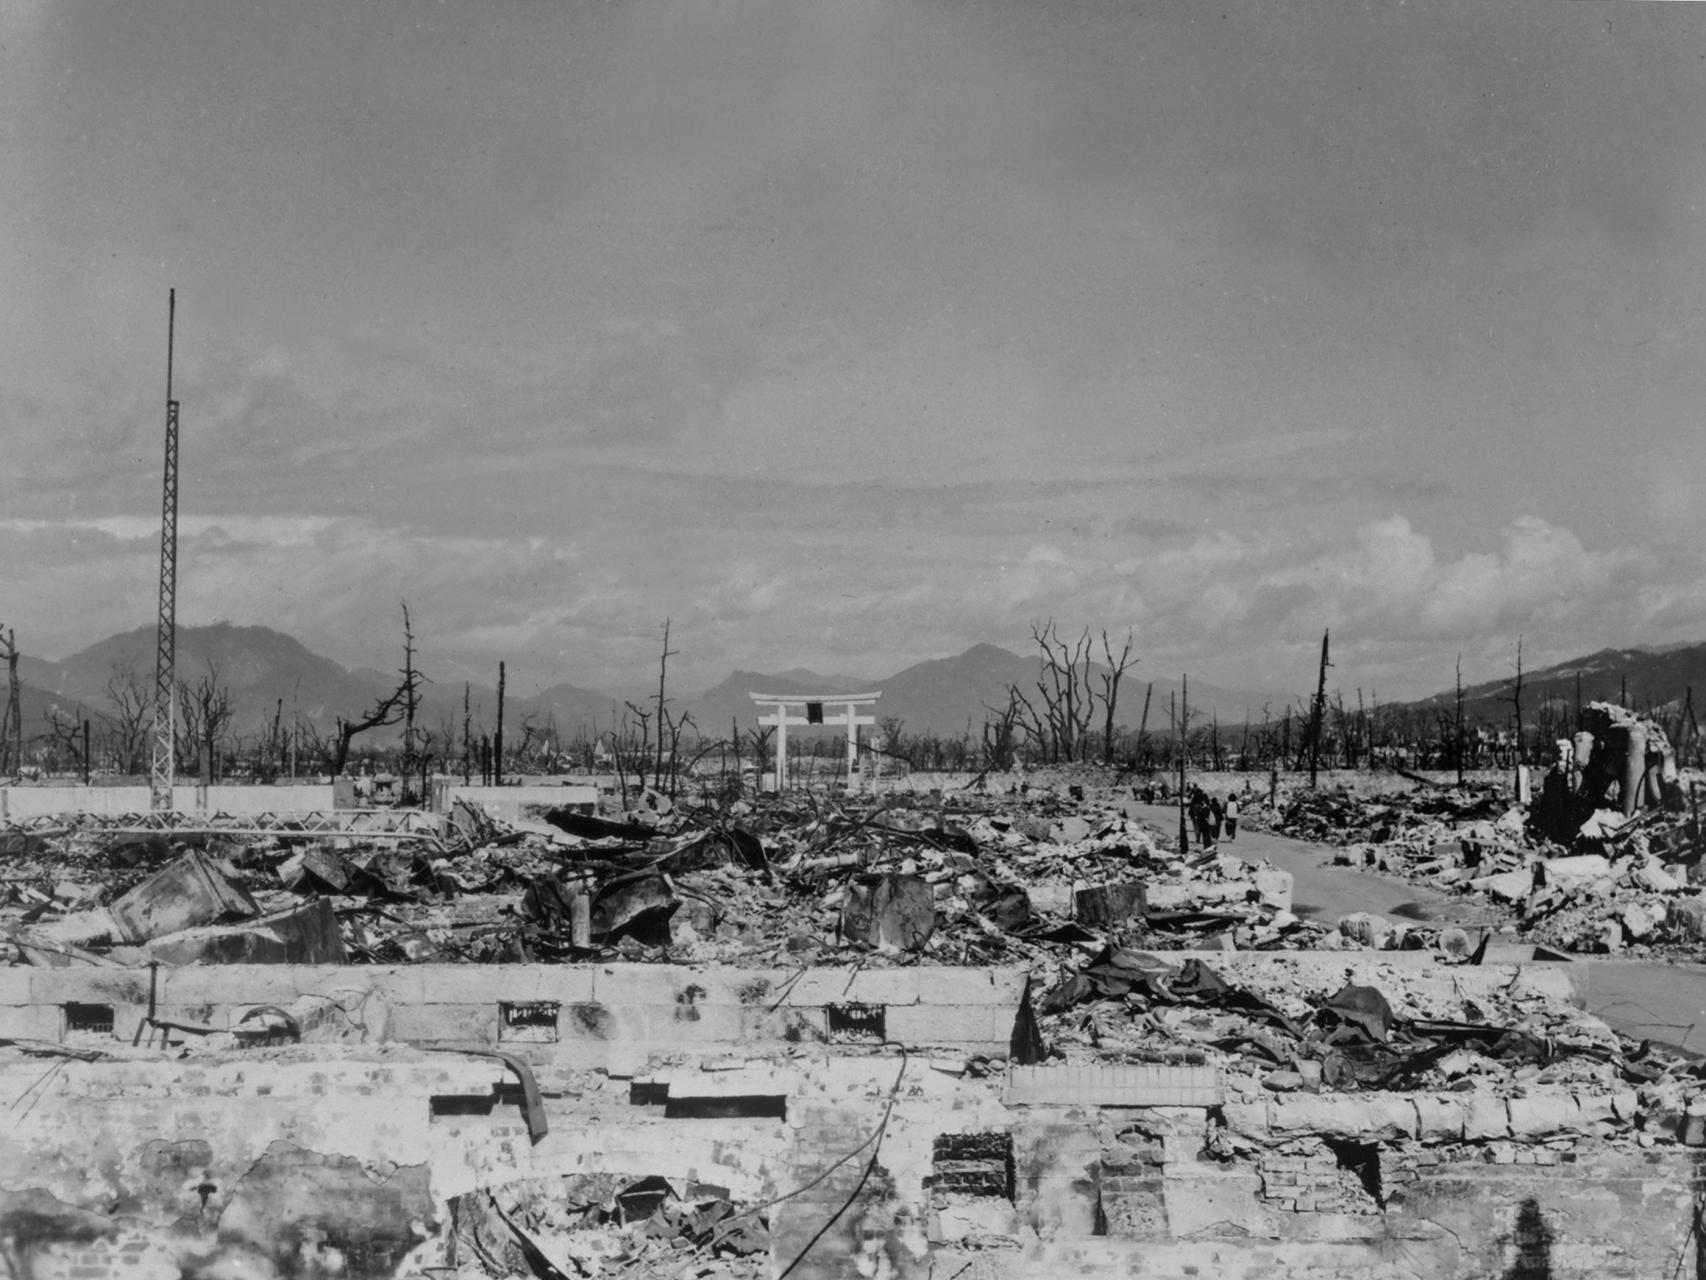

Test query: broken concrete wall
[1,1039,1699,1279]
[0,784,335,819]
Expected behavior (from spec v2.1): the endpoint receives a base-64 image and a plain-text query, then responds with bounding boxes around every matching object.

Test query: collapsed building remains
[2,769,1704,1278]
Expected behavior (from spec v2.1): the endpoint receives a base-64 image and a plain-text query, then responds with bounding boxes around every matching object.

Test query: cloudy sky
[3,0,1704,701]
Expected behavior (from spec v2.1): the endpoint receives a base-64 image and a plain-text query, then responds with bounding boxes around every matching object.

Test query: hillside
[8,624,1292,759]
[1407,643,1706,727]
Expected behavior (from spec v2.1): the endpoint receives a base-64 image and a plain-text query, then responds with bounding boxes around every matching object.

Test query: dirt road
[1127,802,1706,1056]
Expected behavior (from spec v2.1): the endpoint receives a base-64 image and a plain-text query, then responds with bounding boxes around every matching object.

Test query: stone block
[1507,1094,1576,1140]
[1338,912,1393,950]
[1574,1093,1618,1126]
[1414,1095,1464,1142]
[1541,853,1612,885]
[885,1004,1013,1048]
[1252,867,1293,912]
[740,1006,828,1044]
[387,1002,497,1046]
[1463,1095,1510,1140]
[1222,1101,1269,1141]
[1474,869,1535,903]
[1267,1094,1416,1141]
[0,967,33,1004]
[0,1003,65,1041]
[1666,897,1706,943]
[28,968,152,1005]
[158,966,318,1006]
[1006,1064,1222,1108]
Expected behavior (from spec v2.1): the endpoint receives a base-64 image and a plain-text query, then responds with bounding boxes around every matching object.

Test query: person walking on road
[1224,794,1239,841]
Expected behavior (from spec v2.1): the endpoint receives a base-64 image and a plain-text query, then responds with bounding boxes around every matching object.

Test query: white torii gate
[749,691,881,791]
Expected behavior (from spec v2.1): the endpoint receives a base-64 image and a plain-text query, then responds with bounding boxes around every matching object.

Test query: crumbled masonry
[2,764,1705,1278]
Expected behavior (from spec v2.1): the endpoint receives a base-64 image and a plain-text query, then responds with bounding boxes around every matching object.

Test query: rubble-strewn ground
[6,760,1706,1278]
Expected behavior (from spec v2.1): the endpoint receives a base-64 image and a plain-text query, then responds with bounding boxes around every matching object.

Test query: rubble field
[1265,701,1706,960]
[2,749,1705,1279]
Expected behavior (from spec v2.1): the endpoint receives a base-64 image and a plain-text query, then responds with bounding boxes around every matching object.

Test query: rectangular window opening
[63,1003,114,1036]
[926,1131,1015,1201]
[665,1095,788,1120]
[826,1001,886,1043]
[499,1000,561,1043]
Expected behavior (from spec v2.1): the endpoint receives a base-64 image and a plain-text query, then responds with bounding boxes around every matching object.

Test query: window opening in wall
[63,1003,114,1036]
[825,1001,886,1043]
[926,1132,1015,1201]
[1324,1137,1384,1208]
[499,1000,561,1042]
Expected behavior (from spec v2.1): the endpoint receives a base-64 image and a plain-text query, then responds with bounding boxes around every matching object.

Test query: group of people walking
[1188,786,1239,850]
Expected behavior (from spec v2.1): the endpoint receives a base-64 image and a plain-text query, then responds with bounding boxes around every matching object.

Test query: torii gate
[749,691,881,791]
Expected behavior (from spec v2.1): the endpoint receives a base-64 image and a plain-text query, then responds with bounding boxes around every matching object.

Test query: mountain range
[14,625,1706,757]
[1412,645,1706,729]
[9,624,1283,748]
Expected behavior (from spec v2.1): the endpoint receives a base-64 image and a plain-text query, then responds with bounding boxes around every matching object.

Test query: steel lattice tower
[149,289,179,813]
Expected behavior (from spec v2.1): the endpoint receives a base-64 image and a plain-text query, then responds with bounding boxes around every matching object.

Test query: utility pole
[1308,629,1330,789]
[150,289,180,814]
[1177,676,1189,854]
[0,626,20,775]
[494,661,506,787]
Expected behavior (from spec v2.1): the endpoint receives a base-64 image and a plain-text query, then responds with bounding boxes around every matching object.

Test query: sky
[3,0,1705,704]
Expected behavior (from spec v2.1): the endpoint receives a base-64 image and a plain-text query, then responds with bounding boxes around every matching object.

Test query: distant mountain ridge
[1402,642,1706,726]
[11,624,1286,748]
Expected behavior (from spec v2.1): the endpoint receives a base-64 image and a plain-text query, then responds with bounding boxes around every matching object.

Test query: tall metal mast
[149,289,179,813]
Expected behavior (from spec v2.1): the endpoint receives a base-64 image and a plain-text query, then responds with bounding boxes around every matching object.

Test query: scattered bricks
[1464,1095,1510,1141]
[1414,1095,1465,1143]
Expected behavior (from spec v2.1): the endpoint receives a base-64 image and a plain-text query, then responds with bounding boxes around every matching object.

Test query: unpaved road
[1127,802,1706,1056]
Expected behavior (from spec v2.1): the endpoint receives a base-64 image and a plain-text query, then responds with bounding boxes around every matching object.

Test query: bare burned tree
[981,688,1024,771]
[1098,628,1137,763]
[396,602,430,790]
[43,701,87,775]
[105,663,153,775]
[1500,634,1526,766]
[332,685,407,777]
[177,661,236,782]
[622,700,653,792]
[652,619,676,784]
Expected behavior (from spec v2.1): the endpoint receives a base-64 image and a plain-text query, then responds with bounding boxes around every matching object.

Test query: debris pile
[453,1175,770,1280]
[0,788,1324,972]
[1264,709,1706,957]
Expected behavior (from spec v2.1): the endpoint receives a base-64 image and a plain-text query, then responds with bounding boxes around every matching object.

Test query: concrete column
[1622,725,1647,817]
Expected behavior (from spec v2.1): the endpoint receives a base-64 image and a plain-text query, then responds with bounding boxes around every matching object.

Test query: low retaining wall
[0,783,335,819]
[0,962,1032,1070]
